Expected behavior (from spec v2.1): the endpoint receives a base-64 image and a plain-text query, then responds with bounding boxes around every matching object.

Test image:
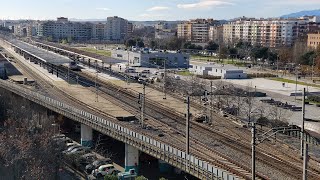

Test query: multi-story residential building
[105,16,130,42]
[223,24,235,45]
[177,23,192,41]
[209,26,223,43]
[191,21,209,43]
[91,23,107,41]
[223,16,320,47]
[127,22,133,38]
[177,19,221,43]
[37,17,92,41]
[307,31,320,49]
[155,22,176,39]
[27,16,132,42]
[155,22,170,31]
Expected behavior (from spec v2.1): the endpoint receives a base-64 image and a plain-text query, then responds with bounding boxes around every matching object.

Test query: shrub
[105,175,118,180]
[196,75,221,80]
[307,95,320,103]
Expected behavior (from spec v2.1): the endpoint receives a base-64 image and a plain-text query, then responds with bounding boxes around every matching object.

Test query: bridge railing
[0,79,239,180]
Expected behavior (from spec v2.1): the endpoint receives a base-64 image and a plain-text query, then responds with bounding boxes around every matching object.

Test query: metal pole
[186,96,190,155]
[301,88,306,156]
[163,59,167,100]
[68,67,70,85]
[204,90,208,123]
[303,143,308,180]
[210,81,213,125]
[295,70,298,101]
[95,71,98,102]
[141,84,145,128]
[252,122,256,180]
[312,58,315,81]
[277,55,279,75]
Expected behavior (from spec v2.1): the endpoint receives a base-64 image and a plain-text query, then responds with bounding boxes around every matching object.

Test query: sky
[0,0,320,21]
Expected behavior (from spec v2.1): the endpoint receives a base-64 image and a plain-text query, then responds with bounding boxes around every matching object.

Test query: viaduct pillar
[80,124,93,147]
[125,144,139,173]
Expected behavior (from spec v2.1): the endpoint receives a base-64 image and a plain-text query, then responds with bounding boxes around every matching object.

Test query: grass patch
[177,71,193,76]
[269,77,320,88]
[191,56,247,67]
[78,47,111,57]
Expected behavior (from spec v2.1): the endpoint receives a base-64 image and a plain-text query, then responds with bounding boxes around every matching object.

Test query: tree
[229,47,238,59]
[205,41,219,51]
[219,45,229,59]
[167,37,184,50]
[183,42,203,50]
[299,51,316,65]
[278,47,293,64]
[0,89,61,179]
[251,46,269,60]
[125,38,144,48]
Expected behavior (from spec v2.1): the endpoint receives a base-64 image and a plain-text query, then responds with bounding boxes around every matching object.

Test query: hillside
[281,9,320,18]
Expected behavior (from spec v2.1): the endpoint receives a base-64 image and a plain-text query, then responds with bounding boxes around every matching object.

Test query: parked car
[85,158,112,174]
[76,153,98,170]
[174,75,181,80]
[65,147,90,155]
[141,70,150,74]
[62,145,81,154]
[92,164,115,177]
[137,78,145,84]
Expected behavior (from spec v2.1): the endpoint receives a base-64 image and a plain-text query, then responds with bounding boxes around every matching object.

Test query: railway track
[73,69,320,179]
[9,40,320,179]
[150,82,320,178]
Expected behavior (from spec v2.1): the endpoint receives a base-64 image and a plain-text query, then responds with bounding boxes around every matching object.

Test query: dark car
[76,153,98,170]
[85,158,112,174]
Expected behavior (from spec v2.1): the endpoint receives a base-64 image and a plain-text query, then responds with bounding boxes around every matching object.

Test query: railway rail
[6,40,320,179]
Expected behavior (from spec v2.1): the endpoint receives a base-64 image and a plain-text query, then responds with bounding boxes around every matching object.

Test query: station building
[111,49,190,69]
[189,63,247,79]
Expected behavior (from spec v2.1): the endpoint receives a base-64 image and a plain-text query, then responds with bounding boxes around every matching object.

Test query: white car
[92,164,115,177]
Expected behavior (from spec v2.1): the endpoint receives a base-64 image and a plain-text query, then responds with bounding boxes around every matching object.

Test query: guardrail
[0,79,240,180]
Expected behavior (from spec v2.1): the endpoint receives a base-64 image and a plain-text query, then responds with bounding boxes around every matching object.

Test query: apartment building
[209,26,223,43]
[37,17,92,41]
[105,16,130,42]
[177,19,221,43]
[91,23,107,41]
[177,23,192,41]
[154,22,176,39]
[308,31,320,49]
[223,16,320,47]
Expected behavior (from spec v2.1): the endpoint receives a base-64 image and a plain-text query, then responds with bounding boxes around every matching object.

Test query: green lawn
[269,77,320,88]
[78,47,111,57]
[177,71,193,76]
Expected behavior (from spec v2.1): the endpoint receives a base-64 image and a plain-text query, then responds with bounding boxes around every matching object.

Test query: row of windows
[309,41,320,45]
[309,36,320,40]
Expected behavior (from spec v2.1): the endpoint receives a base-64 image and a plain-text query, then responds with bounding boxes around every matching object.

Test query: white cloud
[177,0,234,9]
[96,8,111,11]
[147,6,170,12]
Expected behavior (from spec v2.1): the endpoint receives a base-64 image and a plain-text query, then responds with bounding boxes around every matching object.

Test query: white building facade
[111,49,189,68]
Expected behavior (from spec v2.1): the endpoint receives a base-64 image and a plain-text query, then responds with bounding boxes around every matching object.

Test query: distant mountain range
[281,9,320,18]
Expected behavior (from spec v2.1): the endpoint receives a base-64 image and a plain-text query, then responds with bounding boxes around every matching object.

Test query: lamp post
[163,58,167,100]
[311,57,315,81]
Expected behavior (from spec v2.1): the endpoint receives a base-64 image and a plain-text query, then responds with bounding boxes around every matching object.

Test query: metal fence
[0,79,240,180]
